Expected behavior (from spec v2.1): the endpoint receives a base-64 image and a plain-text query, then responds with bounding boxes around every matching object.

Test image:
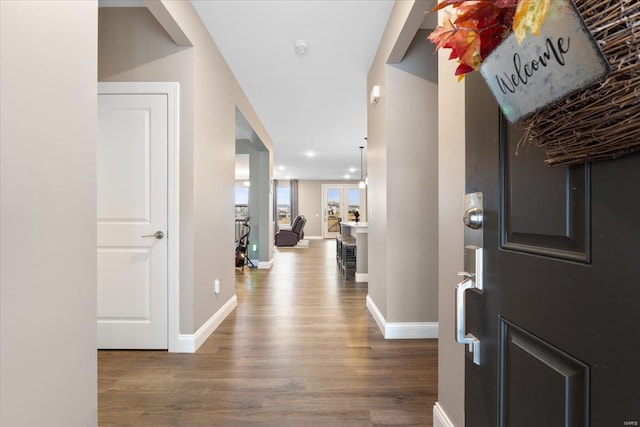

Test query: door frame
[98,82,181,352]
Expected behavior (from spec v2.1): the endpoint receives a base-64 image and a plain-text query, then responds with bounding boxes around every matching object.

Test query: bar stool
[336,234,344,264]
[341,239,357,276]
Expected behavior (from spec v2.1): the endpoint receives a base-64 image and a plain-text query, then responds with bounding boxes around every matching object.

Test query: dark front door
[463,71,640,426]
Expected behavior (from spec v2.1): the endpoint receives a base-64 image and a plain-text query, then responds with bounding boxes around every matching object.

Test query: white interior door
[97,92,168,349]
[322,184,366,239]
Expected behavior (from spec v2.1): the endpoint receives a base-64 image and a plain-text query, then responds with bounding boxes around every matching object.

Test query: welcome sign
[479,0,610,123]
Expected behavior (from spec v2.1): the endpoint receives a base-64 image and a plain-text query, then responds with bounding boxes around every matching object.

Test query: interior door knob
[142,231,164,239]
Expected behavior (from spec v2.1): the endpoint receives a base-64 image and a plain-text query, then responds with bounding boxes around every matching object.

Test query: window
[276,180,291,226]
[235,183,249,220]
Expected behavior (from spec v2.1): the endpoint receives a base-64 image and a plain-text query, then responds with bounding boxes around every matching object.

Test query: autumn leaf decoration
[428,0,550,79]
[513,0,551,43]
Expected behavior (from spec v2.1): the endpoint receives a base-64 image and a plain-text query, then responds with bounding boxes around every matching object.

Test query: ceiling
[191,0,395,181]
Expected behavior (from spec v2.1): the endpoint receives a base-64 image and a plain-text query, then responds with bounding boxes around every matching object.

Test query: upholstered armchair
[275,215,306,247]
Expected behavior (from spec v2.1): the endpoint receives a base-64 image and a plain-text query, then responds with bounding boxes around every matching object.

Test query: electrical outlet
[214,279,221,294]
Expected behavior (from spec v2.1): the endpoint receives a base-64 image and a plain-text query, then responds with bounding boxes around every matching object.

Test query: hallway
[98,239,438,426]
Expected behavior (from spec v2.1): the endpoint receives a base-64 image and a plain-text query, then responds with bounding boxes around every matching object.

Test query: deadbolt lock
[463,207,483,229]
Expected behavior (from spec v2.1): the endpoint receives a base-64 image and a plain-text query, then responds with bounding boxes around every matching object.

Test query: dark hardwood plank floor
[99,239,438,426]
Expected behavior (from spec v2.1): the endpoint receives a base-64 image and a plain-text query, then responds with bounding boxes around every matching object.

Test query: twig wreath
[429,0,640,166]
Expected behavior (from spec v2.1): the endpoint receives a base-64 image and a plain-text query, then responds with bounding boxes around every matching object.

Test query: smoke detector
[294,40,309,55]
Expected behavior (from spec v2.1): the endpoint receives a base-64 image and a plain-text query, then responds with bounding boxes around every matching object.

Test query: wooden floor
[99,239,438,426]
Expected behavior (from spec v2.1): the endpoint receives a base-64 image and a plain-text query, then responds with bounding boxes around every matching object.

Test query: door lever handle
[141,231,164,239]
[456,278,481,365]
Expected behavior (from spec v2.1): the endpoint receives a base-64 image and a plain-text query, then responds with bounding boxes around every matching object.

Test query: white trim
[305,235,323,240]
[173,295,237,353]
[433,402,456,427]
[385,322,438,339]
[165,83,181,353]
[258,259,274,269]
[366,294,386,335]
[98,82,181,352]
[355,272,369,282]
[366,295,438,339]
[98,0,144,7]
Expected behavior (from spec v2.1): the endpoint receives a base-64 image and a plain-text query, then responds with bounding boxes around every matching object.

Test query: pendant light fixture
[358,145,366,189]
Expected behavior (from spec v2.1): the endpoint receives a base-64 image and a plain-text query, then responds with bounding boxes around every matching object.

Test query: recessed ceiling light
[285,175,291,179]
[305,151,315,158]
[344,174,351,179]
[348,167,356,173]
[278,165,285,171]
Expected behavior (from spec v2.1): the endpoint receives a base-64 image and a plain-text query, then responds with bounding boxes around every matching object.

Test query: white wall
[386,30,438,323]
[99,3,273,334]
[436,9,466,426]
[236,139,271,263]
[1,1,98,425]
[367,1,438,325]
[154,0,274,328]
[298,180,324,237]
[367,0,413,320]
[99,6,198,331]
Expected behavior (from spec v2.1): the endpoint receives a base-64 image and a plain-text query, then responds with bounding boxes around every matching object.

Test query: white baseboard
[366,295,438,339]
[258,259,274,269]
[433,402,456,427]
[172,295,237,353]
[385,322,438,339]
[366,294,387,335]
[355,272,368,282]
[305,235,323,240]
